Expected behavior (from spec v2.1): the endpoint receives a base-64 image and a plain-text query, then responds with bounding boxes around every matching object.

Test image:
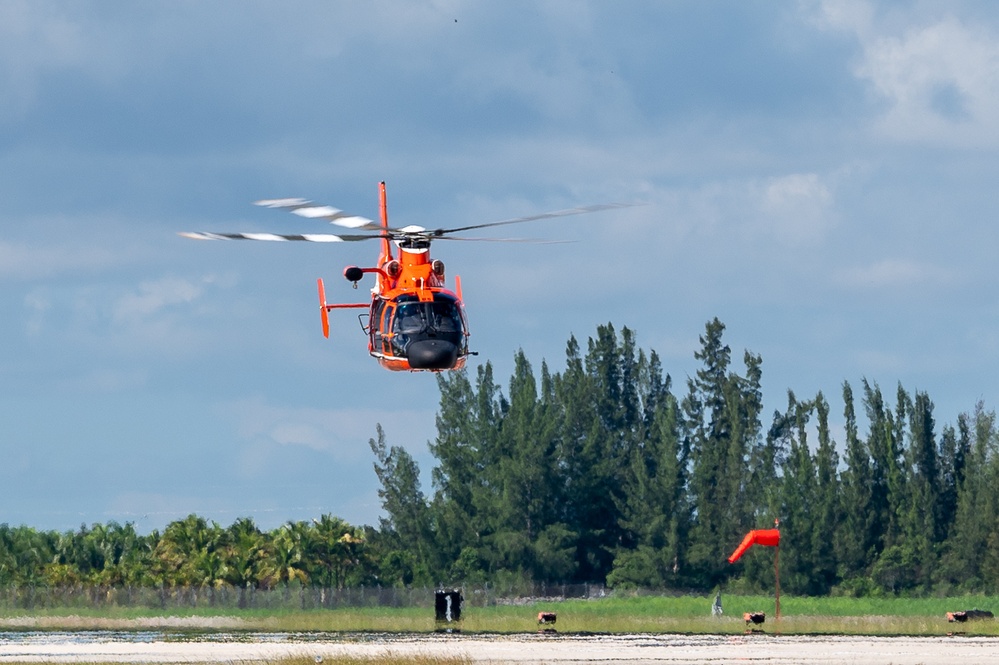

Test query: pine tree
[428,369,480,571]
[901,390,939,590]
[685,319,761,588]
[609,376,689,588]
[939,405,998,589]
[836,381,873,584]
[575,324,634,580]
[862,381,906,553]
[369,424,433,583]
[488,350,562,579]
[548,334,596,580]
[764,392,817,595]
[811,392,841,594]
[427,363,508,580]
[864,381,911,593]
[685,320,731,586]
[936,415,970,547]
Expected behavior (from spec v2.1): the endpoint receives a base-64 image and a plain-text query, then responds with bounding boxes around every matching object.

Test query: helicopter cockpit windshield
[390,293,466,370]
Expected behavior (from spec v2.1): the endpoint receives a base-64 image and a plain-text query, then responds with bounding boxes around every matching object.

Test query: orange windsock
[727,529,780,563]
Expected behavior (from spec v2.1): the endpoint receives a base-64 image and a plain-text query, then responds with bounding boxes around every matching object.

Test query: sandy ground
[1,632,998,664]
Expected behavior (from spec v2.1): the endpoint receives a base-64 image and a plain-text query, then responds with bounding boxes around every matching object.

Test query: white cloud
[0,240,116,280]
[96,274,237,358]
[270,422,335,453]
[0,1,117,119]
[861,18,999,142]
[810,0,874,36]
[834,257,951,289]
[851,348,906,375]
[813,2,999,145]
[57,367,147,394]
[472,170,840,320]
[758,173,834,245]
[18,272,232,361]
[23,289,51,335]
[112,276,206,324]
[225,397,435,463]
[635,172,836,249]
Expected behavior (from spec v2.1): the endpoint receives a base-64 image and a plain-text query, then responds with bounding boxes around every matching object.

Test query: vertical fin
[379,181,391,257]
[318,278,330,338]
[378,181,392,295]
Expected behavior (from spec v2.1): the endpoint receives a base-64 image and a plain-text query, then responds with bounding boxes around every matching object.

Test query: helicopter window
[371,300,385,335]
[388,295,466,359]
[395,303,425,334]
[379,304,393,353]
[430,301,461,333]
[379,302,391,332]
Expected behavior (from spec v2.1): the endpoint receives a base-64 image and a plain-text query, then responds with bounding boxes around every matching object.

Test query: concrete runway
[1,631,998,664]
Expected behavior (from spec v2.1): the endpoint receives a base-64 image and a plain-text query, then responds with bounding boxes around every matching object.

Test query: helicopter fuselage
[358,245,470,372]
[319,189,471,372]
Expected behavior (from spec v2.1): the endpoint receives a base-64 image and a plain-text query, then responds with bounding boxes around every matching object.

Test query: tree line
[2,319,998,597]
[371,319,999,596]
[0,514,374,595]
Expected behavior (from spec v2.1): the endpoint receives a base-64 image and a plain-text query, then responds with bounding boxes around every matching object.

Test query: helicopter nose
[407,339,459,370]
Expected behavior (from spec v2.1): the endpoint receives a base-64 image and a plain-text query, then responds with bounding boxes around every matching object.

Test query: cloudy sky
[2,1,999,533]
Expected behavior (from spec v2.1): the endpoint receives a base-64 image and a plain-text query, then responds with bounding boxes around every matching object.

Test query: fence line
[0,582,611,611]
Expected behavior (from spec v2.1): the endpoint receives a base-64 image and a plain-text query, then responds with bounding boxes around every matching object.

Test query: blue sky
[2,1,999,533]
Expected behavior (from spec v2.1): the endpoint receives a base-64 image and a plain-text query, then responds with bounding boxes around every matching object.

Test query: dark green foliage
[685,320,764,589]
[936,406,999,590]
[811,393,840,594]
[369,425,433,584]
[372,320,999,595]
[4,319,999,597]
[0,513,373,594]
[836,381,874,581]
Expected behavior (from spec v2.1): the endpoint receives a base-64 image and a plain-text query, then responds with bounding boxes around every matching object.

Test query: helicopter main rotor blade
[430,236,573,244]
[179,231,383,243]
[431,202,635,236]
[253,198,378,230]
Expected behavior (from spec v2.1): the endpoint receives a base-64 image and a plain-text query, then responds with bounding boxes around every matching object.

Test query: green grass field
[1,594,997,636]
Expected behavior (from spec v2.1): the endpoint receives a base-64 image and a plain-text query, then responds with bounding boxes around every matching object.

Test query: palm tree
[2,525,56,586]
[310,514,367,593]
[261,521,310,592]
[223,517,267,607]
[154,514,227,598]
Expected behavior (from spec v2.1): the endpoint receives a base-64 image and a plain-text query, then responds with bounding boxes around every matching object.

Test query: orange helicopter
[182,182,628,372]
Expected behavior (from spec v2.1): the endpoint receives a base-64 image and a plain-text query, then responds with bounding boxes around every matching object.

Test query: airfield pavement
[1,631,998,664]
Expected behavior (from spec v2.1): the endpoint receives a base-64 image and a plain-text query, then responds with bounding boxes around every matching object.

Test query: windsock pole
[728,520,781,621]
[774,519,780,620]
[774,543,781,620]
